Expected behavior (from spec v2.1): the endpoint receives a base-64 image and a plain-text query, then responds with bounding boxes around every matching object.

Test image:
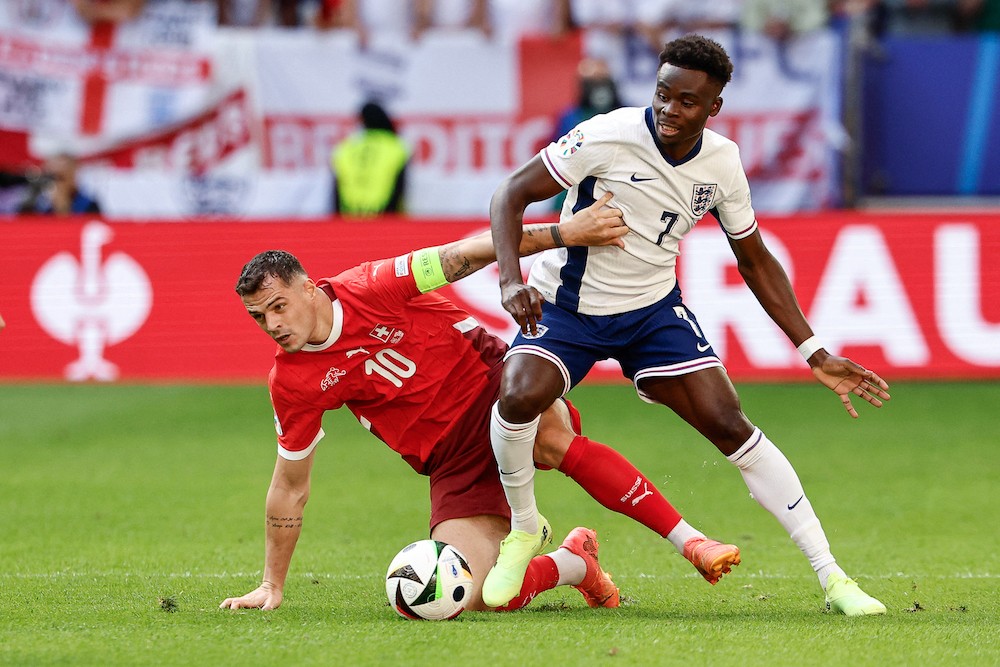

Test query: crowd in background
[4,0,995,218]
[67,0,1000,36]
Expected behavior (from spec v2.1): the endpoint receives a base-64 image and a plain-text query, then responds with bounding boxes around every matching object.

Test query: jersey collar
[644,106,703,167]
[302,298,343,352]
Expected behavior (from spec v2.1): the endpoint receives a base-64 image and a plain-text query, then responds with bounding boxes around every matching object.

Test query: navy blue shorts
[506,284,724,402]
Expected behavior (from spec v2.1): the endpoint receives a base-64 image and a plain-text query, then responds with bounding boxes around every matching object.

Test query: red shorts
[424,360,508,531]
[423,361,582,532]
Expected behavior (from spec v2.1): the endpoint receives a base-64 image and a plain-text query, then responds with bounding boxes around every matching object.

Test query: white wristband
[796,335,824,361]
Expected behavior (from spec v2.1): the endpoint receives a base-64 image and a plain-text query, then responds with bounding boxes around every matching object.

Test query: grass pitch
[0,381,997,665]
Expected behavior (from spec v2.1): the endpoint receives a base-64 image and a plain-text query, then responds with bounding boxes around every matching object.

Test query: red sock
[559,435,682,537]
[495,555,559,612]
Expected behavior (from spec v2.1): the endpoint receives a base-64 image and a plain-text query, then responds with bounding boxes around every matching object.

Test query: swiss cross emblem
[370,324,396,343]
[691,183,717,217]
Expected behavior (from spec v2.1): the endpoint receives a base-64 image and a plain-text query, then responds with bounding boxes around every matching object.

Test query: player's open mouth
[276,333,292,344]
[659,123,680,138]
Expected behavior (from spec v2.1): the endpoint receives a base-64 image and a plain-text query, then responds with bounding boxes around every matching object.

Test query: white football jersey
[531,106,757,316]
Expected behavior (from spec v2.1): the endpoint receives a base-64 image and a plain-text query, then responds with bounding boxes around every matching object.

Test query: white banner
[1,1,844,218]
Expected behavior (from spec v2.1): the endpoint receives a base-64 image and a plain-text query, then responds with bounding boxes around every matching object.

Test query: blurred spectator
[741,0,831,41]
[318,0,489,41]
[0,170,32,215]
[550,57,623,210]
[553,0,634,35]
[315,0,412,44]
[955,0,1000,30]
[488,0,562,42]
[331,101,409,216]
[876,0,962,34]
[71,0,146,23]
[18,154,102,216]
[271,0,308,27]
[413,0,491,40]
[550,0,637,98]
[555,57,623,139]
[217,0,270,26]
[217,0,317,27]
[635,0,741,52]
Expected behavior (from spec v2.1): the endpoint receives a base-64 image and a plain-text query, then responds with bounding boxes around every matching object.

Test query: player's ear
[710,96,723,117]
[302,277,317,299]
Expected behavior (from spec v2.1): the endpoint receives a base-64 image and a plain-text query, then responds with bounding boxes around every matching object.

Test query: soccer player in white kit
[483,34,892,616]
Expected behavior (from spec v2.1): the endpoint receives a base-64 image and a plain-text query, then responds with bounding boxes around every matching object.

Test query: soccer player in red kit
[220,193,740,614]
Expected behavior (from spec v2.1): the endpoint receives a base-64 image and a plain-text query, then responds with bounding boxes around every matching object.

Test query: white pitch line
[1,571,997,580]
[0,572,369,580]
[634,571,999,580]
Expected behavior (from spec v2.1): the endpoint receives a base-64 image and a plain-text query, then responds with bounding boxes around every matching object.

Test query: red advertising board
[1,212,998,383]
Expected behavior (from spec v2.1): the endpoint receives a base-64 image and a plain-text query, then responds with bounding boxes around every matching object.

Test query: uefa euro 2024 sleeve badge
[557,129,585,158]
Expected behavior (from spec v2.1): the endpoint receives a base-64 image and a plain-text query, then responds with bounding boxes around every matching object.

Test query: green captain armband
[411,247,448,293]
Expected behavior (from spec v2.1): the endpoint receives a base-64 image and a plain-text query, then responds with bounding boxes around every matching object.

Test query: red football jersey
[267,254,507,473]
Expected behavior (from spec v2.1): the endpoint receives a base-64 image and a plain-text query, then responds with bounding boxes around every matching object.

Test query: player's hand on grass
[809,353,891,419]
[219,581,283,610]
[560,191,628,249]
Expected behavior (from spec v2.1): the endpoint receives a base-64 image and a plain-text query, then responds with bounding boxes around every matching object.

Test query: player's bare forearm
[261,505,303,593]
[730,232,891,417]
[438,192,626,284]
[220,455,311,610]
[260,456,312,586]
[490,181,529,288]
[489,157,568,332]
[732,232,813,347]
[218,487,303,611]
[490,156,565,288]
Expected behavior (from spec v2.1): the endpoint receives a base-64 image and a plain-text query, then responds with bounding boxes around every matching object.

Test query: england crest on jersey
[691,184,717,217]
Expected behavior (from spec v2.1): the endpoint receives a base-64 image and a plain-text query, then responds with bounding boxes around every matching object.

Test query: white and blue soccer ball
[385,540,473,620]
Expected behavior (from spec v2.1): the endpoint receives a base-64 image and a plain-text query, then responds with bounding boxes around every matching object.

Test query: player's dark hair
[235,250,307,295]
[658,34,733,88]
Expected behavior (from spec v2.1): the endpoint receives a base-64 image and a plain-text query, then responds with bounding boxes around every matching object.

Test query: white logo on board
[31,221,152,381]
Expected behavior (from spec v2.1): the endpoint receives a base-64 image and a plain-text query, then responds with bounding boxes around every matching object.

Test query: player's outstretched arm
[491,156,567,335]
[430,191,626,285]
[220,453,314,611]
[728,231,890,418]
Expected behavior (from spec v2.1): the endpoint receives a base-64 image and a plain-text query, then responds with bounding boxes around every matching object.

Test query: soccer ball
[385,540,474,620]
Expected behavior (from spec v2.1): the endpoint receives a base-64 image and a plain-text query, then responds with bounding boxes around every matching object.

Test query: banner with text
[1,0,843,217]
[1,211,997,382]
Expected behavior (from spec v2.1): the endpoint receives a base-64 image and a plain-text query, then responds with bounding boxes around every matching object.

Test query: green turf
[1,382,998,665]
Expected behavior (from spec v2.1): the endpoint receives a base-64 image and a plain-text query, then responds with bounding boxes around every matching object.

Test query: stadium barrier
[1,211,998,382]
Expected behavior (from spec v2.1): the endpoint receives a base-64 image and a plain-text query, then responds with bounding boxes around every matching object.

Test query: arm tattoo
[549,224,565,248]
[440,246,473,282]
[267,514,303,529]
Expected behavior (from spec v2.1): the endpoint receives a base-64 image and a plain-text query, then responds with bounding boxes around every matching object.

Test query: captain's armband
[411,247,448,293]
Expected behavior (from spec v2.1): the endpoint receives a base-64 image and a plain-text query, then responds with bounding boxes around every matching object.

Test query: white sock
[816,562,847,590]
[549,547,586,587]
[490,401,540,534]
[727,428,837,585]
[666,519,705,554]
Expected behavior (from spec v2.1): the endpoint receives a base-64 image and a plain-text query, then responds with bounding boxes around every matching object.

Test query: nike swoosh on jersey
[697,342,711,352]
[630,173,656,182]
[787,495,805,510]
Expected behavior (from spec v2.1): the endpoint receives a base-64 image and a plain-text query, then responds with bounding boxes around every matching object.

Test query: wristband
[796,335,824,361]
[411,247,448,293]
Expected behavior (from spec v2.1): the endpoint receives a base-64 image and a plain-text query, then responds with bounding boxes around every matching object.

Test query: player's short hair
[235,250,307,296]
[658,34,733,88]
